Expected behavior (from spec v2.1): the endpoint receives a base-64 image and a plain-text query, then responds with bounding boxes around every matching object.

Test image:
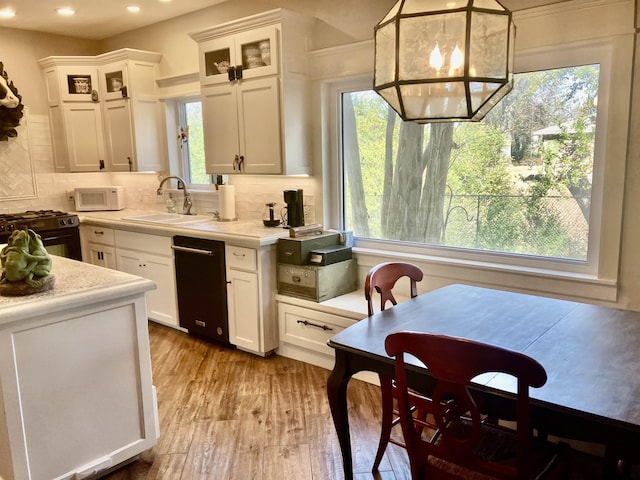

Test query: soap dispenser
[262,202,281,227]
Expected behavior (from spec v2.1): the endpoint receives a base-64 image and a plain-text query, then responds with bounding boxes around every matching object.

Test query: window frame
[326,38,627,300]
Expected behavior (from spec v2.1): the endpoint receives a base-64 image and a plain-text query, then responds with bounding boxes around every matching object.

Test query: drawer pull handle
[297,320,333,331]
[195,320,206,327]
[94,230,104,235]
[232,252,246,257]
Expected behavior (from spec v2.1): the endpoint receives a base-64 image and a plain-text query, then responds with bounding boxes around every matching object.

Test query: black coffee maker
[283,189,304,228]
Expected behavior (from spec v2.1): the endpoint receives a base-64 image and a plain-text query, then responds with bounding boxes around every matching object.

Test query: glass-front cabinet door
[100,61,129,101]
[200,25,279,85]
[57,66,99,102]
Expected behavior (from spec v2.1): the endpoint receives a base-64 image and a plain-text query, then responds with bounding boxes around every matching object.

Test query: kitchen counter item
[283,189,304,228]
[277,259,358,302]
[309,245,353,266]
[277,232,341,266]
[218,184,237,221]
[262,202,281,227]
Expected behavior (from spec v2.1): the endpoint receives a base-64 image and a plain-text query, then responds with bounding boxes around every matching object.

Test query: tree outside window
[342,65,599,261]
[180,100,210,185]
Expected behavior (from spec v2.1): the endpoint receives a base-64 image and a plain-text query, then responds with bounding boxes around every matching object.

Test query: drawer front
[278,303,356,356]
[82,226,115,245]
[226,245,257,272]
[115,230,172,256]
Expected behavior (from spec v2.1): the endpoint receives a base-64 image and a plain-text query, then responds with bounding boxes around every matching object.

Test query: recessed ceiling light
[56,7,75,16]
[0,9,15,18]
[127,5,140,13]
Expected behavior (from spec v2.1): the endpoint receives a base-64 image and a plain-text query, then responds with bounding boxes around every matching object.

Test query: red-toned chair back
[385,331,548,480]
[365,262,423,317]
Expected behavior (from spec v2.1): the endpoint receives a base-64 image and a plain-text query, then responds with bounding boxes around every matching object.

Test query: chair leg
[373,374,394,472]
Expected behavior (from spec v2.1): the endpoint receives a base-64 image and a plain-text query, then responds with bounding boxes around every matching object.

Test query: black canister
[283,189,304,228]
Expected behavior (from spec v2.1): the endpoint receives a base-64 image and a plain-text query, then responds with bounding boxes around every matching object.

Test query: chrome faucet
[157,175,193,215]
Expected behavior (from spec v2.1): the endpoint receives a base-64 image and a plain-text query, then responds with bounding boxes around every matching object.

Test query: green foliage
[345,64,598,260]
[448,123,511,196]
[185,101,209,185]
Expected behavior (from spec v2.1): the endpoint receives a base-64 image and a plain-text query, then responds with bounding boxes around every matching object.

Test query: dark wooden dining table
[327,283,640,479]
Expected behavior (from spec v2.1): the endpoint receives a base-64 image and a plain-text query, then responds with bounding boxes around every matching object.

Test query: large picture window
[342,65,599,262]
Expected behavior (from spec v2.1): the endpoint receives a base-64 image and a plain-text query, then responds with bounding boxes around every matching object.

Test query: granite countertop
[77,209,291,247]
[0,254,155,324]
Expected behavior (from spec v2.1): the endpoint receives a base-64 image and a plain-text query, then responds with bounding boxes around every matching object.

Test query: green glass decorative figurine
[0,228,54,295]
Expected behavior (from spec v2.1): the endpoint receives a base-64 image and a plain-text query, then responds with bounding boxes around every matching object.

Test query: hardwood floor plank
[180,419,238,479]
[265,376,308,446]
[227,413,265,480]
[145,453,188,480]
[262,444,313,480]
[306,411,347,480]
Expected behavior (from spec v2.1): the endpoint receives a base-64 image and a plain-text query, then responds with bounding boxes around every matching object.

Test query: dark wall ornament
[0,62,24,142]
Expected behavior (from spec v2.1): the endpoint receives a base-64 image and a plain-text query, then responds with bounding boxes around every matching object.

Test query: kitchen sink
[121,213,212,225]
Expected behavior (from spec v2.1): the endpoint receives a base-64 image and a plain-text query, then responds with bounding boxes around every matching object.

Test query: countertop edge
[77,210,289,247]
[0,275,155,325]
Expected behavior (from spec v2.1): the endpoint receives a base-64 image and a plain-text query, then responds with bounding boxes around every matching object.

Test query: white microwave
[74,186,126,211]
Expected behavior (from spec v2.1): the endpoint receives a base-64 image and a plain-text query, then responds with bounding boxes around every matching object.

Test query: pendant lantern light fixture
[373,0,516,123]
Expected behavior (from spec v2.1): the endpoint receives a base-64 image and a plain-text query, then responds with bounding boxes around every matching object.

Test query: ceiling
[0,0,227,40]
[0,0,570,41]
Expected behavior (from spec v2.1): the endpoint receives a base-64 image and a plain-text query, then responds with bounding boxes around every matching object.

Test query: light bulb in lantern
[449,44,464,75]
[429,43,443,72]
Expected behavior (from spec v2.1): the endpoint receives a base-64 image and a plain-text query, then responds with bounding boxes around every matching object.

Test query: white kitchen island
[0,255,158,480]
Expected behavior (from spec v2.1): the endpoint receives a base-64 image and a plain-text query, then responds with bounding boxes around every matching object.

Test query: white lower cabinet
[0,273,158,480]
[81,228,177,327]
[80,224,278,353]
[277,300,359,370]
[115,231,178,328]
[226,267,260,351]
[225,244,277,356]
[80,225,117,269]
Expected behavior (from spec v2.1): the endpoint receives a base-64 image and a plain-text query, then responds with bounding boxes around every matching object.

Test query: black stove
[0,210,79,235]
[0,210,82,260]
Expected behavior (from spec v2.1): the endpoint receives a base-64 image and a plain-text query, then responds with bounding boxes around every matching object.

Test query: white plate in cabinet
[225,245,257,272]
[278,303,356,357]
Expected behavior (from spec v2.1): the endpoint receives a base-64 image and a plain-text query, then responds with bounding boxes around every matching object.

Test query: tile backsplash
[0,111,316,226]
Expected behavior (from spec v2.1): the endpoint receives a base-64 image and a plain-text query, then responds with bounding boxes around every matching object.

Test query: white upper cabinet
[199,25,279,86]
[38,49,165,173]
[190,9,315,176]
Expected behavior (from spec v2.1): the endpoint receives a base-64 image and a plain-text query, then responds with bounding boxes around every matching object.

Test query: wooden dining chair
[386,331,570,480]
[365,261,423,317]
[365,261,424,472]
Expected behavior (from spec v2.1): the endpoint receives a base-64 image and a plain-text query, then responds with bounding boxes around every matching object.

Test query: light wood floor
[103,322,606,480]
[102,322,410,480]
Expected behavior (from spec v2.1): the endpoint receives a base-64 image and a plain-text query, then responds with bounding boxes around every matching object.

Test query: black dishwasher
[173,236,229,344]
